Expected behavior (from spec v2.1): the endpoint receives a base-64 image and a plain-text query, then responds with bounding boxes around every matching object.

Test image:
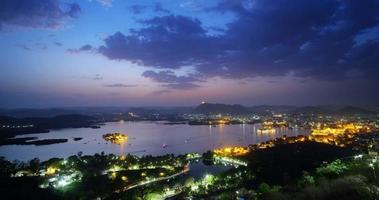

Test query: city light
[102,133,128,144]
[46,167,58,175]
[214,146,249,156]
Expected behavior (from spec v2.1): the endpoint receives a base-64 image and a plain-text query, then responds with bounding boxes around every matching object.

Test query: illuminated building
[257,121,276,134]
[214,146,249,156]
[102,133,128,144]
[309,123,372,146]
[46,167,58,175]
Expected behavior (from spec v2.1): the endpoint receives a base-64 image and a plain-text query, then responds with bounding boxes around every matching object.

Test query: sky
[0,0,379,108]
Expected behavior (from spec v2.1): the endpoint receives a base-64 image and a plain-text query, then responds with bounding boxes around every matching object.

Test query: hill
[193,103,249,115]
[0,114,99,139]
[291,106,331,115]
[336,106,375,115]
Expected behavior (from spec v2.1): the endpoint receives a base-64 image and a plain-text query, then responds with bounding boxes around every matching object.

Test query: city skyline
[1,0,379,108]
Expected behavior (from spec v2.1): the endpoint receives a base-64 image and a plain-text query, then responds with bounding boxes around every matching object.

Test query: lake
[0,121,309,161]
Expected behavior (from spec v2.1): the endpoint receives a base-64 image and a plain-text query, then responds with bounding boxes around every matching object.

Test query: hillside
[193,103,249,115]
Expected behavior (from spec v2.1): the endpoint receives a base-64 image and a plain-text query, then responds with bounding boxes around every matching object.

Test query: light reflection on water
[188,161,232,180]
[0,121,309,161]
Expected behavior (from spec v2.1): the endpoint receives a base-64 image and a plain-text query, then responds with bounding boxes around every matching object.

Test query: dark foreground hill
[244,141,354,185]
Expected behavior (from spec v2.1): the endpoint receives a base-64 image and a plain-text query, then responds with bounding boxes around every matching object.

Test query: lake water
[188,161,232,180]
[0,121,309,161]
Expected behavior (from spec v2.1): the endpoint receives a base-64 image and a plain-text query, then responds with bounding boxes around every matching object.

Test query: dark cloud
[180,0,206,11]
[0,0,81,29]
[98,15,221,69]
[79,44,94,51]
[15,44,31,51]
[105,83,139,88]
[16,42,47,50]
[94,0,379,85]
[54,42,62,47]
[142,70,201,90]
[203,0,379,79]
[163,82,200,90]
[129,5,148,14]
[67,3,80,18]
[153,3,170,13]
[129,3,170,15]
[67,44,95,53]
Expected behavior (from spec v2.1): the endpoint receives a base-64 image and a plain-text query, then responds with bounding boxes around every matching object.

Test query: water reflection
[188,161,231,180]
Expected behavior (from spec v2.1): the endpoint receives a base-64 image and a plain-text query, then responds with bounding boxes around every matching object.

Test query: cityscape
[1,0,379,200]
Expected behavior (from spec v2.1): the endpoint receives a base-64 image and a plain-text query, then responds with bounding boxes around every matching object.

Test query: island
[0,137,68,146]
[102,133,128,144]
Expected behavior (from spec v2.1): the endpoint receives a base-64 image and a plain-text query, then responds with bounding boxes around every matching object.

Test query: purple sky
[1,0,379,108]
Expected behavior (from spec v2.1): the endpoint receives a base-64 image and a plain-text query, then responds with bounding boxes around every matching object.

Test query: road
[118,165,190,192]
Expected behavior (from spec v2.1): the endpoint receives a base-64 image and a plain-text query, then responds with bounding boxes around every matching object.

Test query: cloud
[142,70,201,90]
[129,5,148,14]
[15,44,31,51]
[98,15,219,69]
[16,42,47,50]
[105,83,139,88]
[129,3,169,14]
[54,42,62,47]
[153,3,170,13]
[67,44,95,53]
[92,0,379,85]
[79,44,94,51]
[163,82,200,90]
[96,0,112,7]
[150,89,171,96]
[35,42,47,50]
[79,74,103,81]
[0,0,81,29]
[93,74,103,80]
[180,0,206,11]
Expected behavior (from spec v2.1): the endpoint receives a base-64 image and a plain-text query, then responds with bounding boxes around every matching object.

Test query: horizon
[1,0,379,107]
[1,102,379,111]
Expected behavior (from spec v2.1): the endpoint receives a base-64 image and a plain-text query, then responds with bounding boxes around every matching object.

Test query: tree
[298,171,315,187]
[29,158,40,174]
[145,193,163,200]
[316,159,347,178]
[258,182,271,194]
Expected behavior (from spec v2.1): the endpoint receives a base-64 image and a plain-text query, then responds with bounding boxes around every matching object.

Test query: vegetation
[244,141,354,185]
[0,140,378,199]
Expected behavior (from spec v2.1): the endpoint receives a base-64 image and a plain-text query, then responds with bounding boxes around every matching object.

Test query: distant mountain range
[291,106,376,115]
[0,104,377,118]
[193,103,249,115]
[336,106,376,115]
[193,103,378,115]
[4,114,97,126]
[0,106,193,118]
[291,106,331,115]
